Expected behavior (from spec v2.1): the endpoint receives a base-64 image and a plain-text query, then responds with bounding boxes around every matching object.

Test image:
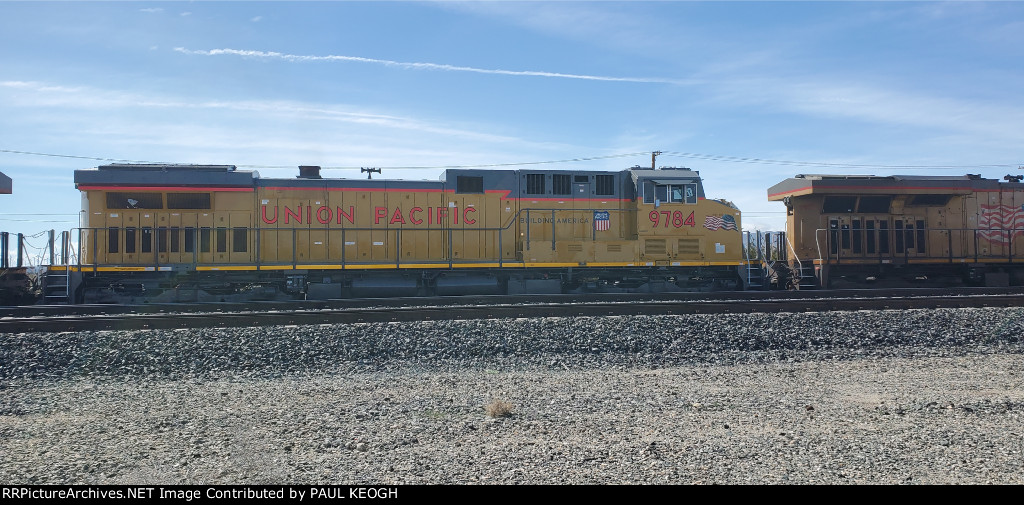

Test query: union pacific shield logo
[594,211,610,231]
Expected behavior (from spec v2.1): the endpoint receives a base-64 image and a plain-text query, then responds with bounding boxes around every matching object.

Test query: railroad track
[5,286,1024,318]
[3,289,1024,333]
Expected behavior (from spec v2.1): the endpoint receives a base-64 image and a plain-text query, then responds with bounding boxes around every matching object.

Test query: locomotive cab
[632,168,744,288]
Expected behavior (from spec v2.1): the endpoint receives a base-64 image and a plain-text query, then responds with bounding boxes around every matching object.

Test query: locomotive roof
[73,164,668,200]
[76,164,259,189]
[257,177,445,190]
[789,173,983,181]
[97,164,241,171]
[74,164,640,194]
[629,168,701,181]
[767,173,1013,200]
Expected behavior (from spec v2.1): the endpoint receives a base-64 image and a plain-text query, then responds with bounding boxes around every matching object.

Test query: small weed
[485,399,514,418]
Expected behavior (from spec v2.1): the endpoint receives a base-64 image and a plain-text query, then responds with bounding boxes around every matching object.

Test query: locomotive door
[139,212,156,265]
[211,213,231,264]
[155,212,190,265]
[371,191,395,264]
[196,212,215,265]
[447,194,486,261]
[499,196,517,262]
[105,212,124,264]
[826,216,857,259]
[307,194,328,264]
[573,179,591,240]
[178,213,194,264]
[858,216,892,259]
[394,192,418,263]
[117,212,138,264]
[447,196,467,261]
[893,216,926,258]
[228,212,253,264]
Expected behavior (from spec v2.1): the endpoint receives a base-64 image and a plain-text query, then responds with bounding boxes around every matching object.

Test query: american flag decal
[594,211,610,231]
[703,214,737,231]
[978,203,1024,243]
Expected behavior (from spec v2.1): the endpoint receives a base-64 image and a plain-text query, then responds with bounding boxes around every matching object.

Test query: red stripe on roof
[519,197,632,202]
[263,186,442,192]
[767,186,813,198]
[767,184,1005,199]
[77,185,254,192]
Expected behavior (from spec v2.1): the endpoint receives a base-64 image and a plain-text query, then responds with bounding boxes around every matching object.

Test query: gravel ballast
[1,307,1023,484]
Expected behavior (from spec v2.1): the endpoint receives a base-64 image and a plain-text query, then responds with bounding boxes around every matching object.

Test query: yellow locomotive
[768,173,1024,288]
[51,163,745,302]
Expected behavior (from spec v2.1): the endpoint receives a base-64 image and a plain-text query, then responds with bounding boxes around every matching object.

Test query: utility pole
[651,151,662,170]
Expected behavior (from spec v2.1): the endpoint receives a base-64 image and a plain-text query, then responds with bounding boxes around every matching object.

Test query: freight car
[1,173,40,305]
[42,163,747,303]
[768,173,1024,288]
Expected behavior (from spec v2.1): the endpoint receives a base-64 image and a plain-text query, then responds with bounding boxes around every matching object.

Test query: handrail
[814,228,825,263]
[784,234,804,276]
[52,206,639,268]
[742,230,765,263]
[812,226,1024,264]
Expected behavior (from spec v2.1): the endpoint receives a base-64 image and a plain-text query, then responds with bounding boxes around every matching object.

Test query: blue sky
[2,1,1023,265]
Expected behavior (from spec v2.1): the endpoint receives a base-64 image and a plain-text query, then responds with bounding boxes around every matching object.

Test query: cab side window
[655,183,697,204]
[670,186,685,203]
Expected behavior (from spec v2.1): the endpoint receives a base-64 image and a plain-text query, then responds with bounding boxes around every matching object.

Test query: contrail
[174,47,687,85]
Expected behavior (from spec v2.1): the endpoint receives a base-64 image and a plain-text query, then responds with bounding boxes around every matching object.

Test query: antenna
[361,167,381,180]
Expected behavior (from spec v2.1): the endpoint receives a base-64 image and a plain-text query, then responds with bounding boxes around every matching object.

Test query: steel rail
[2,293,1023,334]
[5,286,1024,318]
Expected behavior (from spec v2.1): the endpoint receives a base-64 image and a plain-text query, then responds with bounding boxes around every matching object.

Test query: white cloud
[250,16,262,23]
[1,80,511,141]
[0,79,584,173]
[722,77,1024,145]
[139,8,163,14]
[1,80,84,94]
[173,47,696,85]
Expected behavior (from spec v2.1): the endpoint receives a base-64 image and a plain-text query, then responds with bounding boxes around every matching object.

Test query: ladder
[742,231,765,290]
[41,267,71,304]
[796,264,818,289]
[781,235,818,290]
[745,262,764,289]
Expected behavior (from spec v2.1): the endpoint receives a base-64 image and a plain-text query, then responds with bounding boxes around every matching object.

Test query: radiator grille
[645,239,666,255]
[678,238,700,255]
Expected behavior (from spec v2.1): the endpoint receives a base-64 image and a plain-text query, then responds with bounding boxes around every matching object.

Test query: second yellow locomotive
[768,173,1024,288]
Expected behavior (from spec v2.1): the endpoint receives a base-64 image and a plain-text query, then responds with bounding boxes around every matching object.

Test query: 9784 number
[649,210,695,228]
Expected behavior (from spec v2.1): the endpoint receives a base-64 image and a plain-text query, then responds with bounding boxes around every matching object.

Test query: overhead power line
[2,147,1020,171]
[659,151,1022,170]
[320,152,650,170]
[0,149,173,165]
